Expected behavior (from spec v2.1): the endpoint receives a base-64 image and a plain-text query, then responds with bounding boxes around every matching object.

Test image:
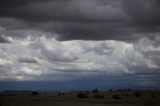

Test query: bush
[151,94,156,98]
[77,93,88,98]
[134,92,141,97]
[93,94,104,99]
[32,91,39,96]
[112,94,121,99]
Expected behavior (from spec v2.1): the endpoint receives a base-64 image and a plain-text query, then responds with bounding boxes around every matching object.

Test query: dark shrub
[32,91,39,96]
[112,94,121,99]
[77,93,88,98]
[92,89,98,93]
[93,94,104,99]
[134,92,141,97]
[151,94,156,98]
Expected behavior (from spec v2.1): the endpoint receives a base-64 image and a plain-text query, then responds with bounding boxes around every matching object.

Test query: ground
[0,91,160,106]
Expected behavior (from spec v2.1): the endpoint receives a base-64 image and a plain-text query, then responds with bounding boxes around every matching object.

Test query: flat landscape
[0,90,160,106]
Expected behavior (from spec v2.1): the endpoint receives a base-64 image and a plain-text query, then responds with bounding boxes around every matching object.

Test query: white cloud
[0,35,159,81]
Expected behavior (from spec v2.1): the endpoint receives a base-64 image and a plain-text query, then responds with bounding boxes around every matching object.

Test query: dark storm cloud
[122,0,160,33]
[0,0,160,41]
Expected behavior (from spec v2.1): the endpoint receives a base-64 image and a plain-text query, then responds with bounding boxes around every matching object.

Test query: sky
[0,0,160,91]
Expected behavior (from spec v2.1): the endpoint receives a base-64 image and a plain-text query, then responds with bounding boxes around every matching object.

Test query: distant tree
[92,89,98,93]
[32,91,39,96]
[134,92,141,97]
[109,89,112,92]
[77,93,88,98]
[151,94,156,98]
[112,94,121,99]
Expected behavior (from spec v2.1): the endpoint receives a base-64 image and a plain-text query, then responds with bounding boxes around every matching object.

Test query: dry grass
[0,91,160,106]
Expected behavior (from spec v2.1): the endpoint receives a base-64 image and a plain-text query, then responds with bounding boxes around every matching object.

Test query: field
[0,91,160,106]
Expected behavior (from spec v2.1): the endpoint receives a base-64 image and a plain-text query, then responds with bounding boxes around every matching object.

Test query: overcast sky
[0,0,160,90]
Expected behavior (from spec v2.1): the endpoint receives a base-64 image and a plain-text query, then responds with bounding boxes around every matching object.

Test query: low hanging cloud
[0,36,160,82]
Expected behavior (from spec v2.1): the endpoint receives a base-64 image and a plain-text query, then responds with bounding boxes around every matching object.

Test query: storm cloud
[0,36,160,81]
[0,0,160,41]
[0,0,160,89]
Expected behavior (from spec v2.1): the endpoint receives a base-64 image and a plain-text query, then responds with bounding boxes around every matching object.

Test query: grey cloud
[30,39,78,62]
[0,36,160,81]
[0,35,10,43]
[0,18,29,30]
[18,58,38,63]
[0,0,129,22]
[122,0,160,33]
[0,0,160,41]
[0,0,160,88]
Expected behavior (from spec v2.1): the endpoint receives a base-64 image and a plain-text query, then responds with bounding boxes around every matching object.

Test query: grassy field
[0,91,160,106]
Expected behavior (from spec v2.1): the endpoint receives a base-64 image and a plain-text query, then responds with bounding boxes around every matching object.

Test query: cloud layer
[0,0,160,89]
[0,36,159,84]
[0,0,160,41]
